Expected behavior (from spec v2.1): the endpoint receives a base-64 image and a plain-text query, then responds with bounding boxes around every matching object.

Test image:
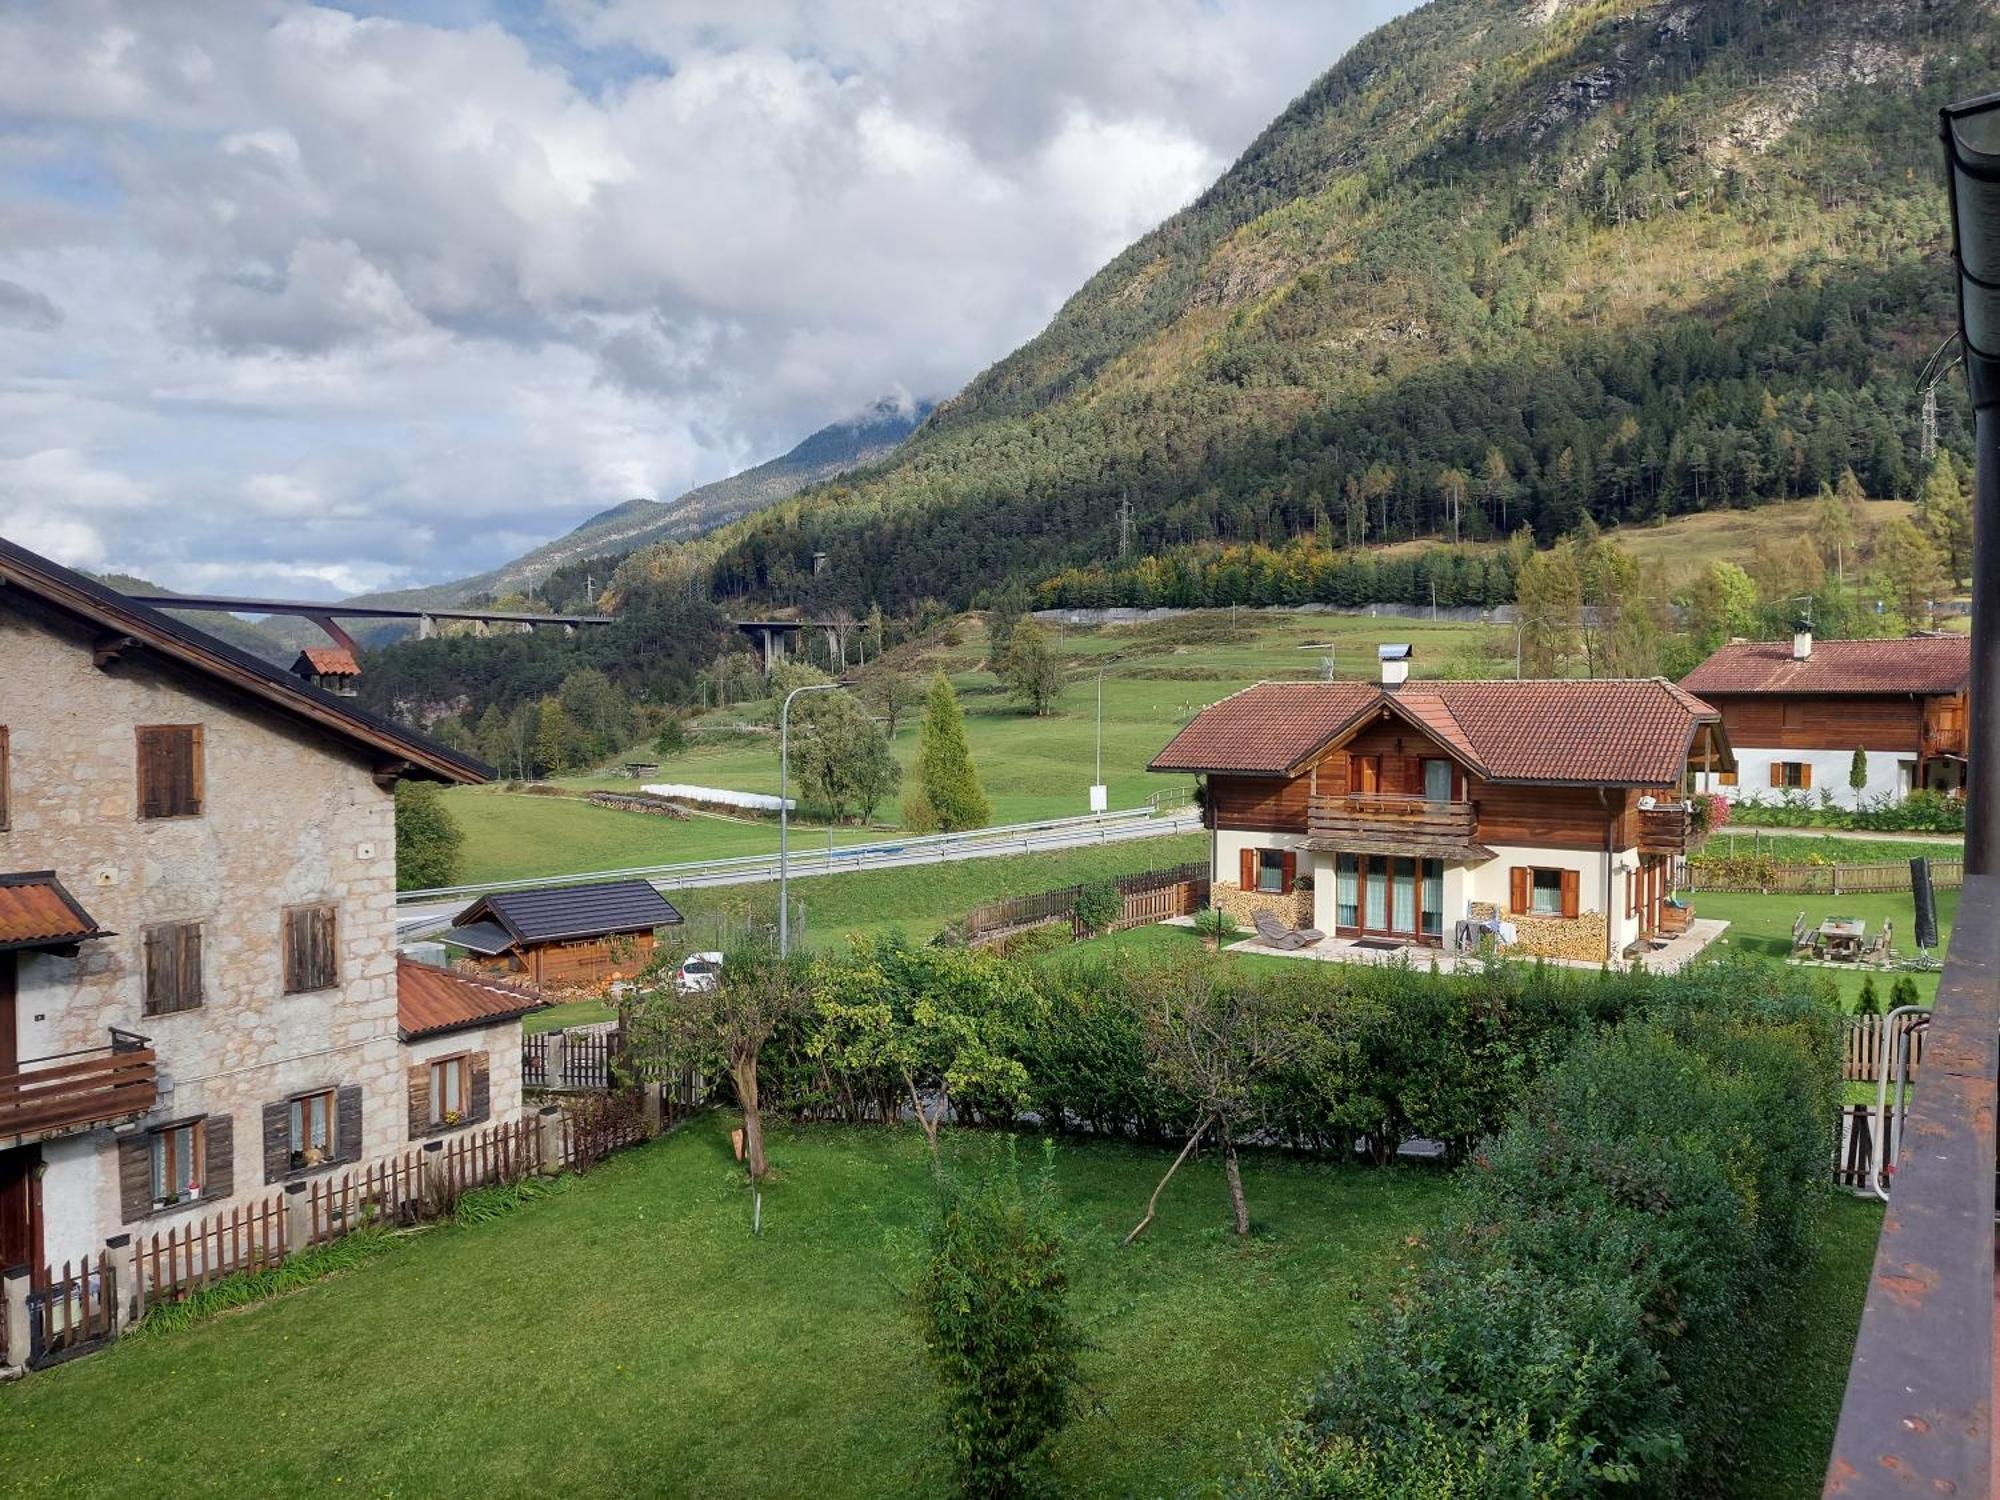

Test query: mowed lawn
[0,1119,1453,1499]
[1697,886,1959,1011]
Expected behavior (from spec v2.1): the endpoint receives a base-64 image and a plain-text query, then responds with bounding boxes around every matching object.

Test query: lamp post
[778,680,841,956]
[1941,92,2000,873]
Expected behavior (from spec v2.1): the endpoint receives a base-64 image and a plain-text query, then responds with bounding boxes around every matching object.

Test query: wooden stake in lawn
[1125,960,1298,1241]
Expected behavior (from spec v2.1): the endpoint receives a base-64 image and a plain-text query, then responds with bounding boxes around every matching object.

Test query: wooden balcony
[1636,803,1694,856]
[1306,793,1484,859]
[0,1031,157,1150]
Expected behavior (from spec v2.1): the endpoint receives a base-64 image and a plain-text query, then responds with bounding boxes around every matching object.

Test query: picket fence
[1843,1013,1926,1082]
[1687,857,1964,896]
[7,1096,653,1376]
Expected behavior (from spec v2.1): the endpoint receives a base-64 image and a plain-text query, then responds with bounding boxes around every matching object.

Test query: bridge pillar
[472,620,489,639]
[418,614,435,641]
[562,623,576,638]
[824,627,841,669]
[760,627,777,673]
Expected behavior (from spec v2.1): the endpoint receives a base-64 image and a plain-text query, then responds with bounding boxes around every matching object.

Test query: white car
[674,951,725,993]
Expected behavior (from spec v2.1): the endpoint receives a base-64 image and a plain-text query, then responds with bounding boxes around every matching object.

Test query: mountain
[677,0,1990,614]
[355,392,931,613]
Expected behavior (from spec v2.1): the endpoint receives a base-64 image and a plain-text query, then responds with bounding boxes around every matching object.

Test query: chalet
[290,646,361,697]
[442,881,683,987]
[1681,629,1970,803]
[0,535,539,1276]
[1150,648,1732,964]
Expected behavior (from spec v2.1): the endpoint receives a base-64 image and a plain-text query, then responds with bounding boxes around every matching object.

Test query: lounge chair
[1789,911,1812,959]
[1252,908,1326,950]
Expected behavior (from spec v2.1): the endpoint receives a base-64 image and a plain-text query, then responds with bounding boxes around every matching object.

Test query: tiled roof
[1150,678,1720,787]
[458,880,684,946]
[1682,636,1970,697]
[295,647,360,676]
[0,872,106,952]
[397,958,550,1040]
[0,536,489,785]
[1148,682,1377,774]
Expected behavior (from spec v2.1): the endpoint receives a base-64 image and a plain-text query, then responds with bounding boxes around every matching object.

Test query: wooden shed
[441,881,683,987]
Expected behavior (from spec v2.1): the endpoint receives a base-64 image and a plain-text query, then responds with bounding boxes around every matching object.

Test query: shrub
[653,718,687,757]
[1001,923,1071,959]
[394,780,464,890]
[1070,883,1122,937]
[916,1141,1083,1500]
[1856,976,1879,1016]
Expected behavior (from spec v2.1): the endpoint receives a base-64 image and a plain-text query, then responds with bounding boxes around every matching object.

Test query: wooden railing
[1307,793,1476,847]
[0,1031,157,1149]
[1923,701,1968,757]
[1635,803,1693,855]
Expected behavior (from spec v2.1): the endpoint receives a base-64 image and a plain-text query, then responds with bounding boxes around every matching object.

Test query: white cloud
[0,0,1414,595]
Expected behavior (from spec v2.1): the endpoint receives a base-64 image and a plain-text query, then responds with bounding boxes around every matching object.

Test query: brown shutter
[203,1114,234,1201]
[334,1085,363,1166]
[180,925,203,1008]
[284,907,338,993]
[408,1065,431,1140]
[118,1135,153,1223]
[1239,848,1256,890]
[1561,869,1580,920]
[1768,762,1783,789]
[1798,762,1812,789]
[137,726,203,818]
[1509,866,1528,915]
[1279,850,1297,895]
[469,1054,491,1124]
[262,1100,291,1184]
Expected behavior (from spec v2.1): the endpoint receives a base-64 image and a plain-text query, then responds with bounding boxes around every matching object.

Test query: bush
[1070,883,1122,937]
[1728,789,1964,833]
[394,780,464,891]
[916,1141,1083,1500]
[1242,985,1840,1498]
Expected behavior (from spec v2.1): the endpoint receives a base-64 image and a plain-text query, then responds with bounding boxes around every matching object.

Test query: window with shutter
[1238,848,1256,890]
[429,1054,472,1127]
[1560,869,1581,920]
[145,1117,207,1211]
[1278,850,1297,895]
[136,725,203,819]
[143,922,204,1015]
[283,905,338,993]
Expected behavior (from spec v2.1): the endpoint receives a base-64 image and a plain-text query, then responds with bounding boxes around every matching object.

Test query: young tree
[1872,517,1947,623]
[1513,539,1582,677]
[904,673,991,832]
[1125,961,1300,1241]
[1684,561,1759,650]
[1921,452,1974,587]
[393,780,464,890]
[532,696,582,776]
[790,687,900,823]
[984,579,1032,664]
[866,672,921,740]
[1000,619,1064,716]
[1848,747,1868,812]
[653,717,687,758]
[916,1142,1083,1500]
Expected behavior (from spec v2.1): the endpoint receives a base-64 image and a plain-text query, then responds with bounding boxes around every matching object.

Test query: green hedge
[1239,984,1841,1497]
[1728,788,1964,833]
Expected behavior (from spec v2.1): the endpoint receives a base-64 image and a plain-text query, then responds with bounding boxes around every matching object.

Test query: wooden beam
[373,760,413,792]
[92,634,138,669]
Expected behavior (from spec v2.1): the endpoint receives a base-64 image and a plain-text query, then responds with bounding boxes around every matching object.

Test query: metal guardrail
[395,804,1199,908]
[1823,871,1996,1495]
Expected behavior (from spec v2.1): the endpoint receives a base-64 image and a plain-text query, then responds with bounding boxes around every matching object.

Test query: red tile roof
[397,958,550,1040]
[0,872,105,952]
[296,647,359,676]
[1682,636,1970,697]
[1150,678,1720,787]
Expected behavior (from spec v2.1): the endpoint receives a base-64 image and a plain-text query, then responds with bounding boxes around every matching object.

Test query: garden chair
[1252,908,1326,950]
[1865,920,1893,967]
[1788,911,1812,959]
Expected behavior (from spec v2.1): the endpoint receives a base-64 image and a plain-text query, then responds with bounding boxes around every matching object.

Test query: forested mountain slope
[647,0,1993,614]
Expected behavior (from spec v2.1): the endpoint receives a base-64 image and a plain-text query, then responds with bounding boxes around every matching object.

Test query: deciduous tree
[1000,619,1064,716]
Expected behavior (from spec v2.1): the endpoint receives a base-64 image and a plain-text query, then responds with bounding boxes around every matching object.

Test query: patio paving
[1224,917,1731,975]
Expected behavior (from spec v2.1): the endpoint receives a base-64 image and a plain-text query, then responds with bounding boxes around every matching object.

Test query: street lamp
[778,680,841,956]
[1940,92,2000,872]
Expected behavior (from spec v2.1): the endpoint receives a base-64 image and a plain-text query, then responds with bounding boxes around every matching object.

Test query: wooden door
[1353,755,1380,795]
[0,1147,42,1272]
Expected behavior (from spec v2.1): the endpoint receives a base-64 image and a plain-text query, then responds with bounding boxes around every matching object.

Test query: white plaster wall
[1212,827,1309,886]
[1701,747,1912,805]
[1467,844,1623,963]
[2,605,407,1254]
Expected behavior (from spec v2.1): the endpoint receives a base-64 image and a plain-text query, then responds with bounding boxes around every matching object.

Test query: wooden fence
[523,1022,624,1092]
[1687,857,1964,895]
[1835,1103,1904,1192]
[1843,1014,1927,1082]
[962,862,1211,944]
[25,1251,118,1368]
[140,1193,289,1299]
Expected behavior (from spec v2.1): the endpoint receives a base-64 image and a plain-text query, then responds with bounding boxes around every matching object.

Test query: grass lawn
[0,1118,1452,1499]
[1696,887,1958,1011]
[1731,1193,1886,1497]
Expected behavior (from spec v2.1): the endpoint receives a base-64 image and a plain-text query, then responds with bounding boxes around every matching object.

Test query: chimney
[1792,619,1813,662]
[1378,642,1412,687]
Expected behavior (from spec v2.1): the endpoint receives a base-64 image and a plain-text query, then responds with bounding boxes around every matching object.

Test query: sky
[0,0,1413,597]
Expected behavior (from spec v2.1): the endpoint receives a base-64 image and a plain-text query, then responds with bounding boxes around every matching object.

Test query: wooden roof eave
[1285,694,1489,782]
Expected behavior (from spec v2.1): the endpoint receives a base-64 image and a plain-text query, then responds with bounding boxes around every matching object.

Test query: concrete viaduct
[123,593,616,653]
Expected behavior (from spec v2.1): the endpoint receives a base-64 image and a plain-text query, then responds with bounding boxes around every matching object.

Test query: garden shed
[442,880,682,987]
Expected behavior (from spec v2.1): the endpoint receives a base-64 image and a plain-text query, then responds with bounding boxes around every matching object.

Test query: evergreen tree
[905,673,991,832]
[394,780,464,891]
[1921,453,1974,588]
[533,696,582,776]
[1872,518,1947,625]
[1848,747,1868,812]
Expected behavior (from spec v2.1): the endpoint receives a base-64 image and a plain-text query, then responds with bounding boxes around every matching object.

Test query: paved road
[396,811,1203,937]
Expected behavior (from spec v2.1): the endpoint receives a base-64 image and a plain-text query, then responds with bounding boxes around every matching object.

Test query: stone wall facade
[2,601,428,1256]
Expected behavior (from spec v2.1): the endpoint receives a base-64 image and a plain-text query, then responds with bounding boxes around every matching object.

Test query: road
[395,809,1203,937]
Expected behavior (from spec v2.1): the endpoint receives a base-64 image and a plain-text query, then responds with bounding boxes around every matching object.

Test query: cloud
[0,0,1414,595]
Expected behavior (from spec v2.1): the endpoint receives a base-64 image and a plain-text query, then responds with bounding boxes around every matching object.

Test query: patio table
[1818,916,1866,961]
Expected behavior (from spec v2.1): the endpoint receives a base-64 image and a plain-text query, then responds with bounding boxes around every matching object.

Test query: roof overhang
[439,921,517,956]
[0,872,113,954]
[1305,836,1496,863]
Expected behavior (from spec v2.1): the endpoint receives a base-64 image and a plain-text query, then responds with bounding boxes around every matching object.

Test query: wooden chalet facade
[1681,630,1970,804]
[442,881,683,988]
[1151,655,1730,963]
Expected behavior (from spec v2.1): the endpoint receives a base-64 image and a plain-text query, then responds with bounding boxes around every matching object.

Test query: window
[1334,854,1359,929]
[143,922,204,1015]
[136,725,203,819]
[289,1090,336,1170]
[150,1119,205,1209]
[430,1056,471,1126]
[1422,758,1453,803]
[1770,761,1812,790]
[0,725,9,830]
[1421,859,1443,938]
[1530,868,1565,915]
[1255,848,1286,894]
[283,905,338,993]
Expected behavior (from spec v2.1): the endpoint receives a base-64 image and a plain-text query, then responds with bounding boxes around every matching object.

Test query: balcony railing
[0,1030,158,1150]
[1307,793,1477,852]
[1635,803,1693,855]
[1821,872,1995,1494]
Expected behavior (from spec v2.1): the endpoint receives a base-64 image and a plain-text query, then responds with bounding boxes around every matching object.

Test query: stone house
[1681,629,1970,804]
[1150,647,1732,964]
[0,536,527,1272]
